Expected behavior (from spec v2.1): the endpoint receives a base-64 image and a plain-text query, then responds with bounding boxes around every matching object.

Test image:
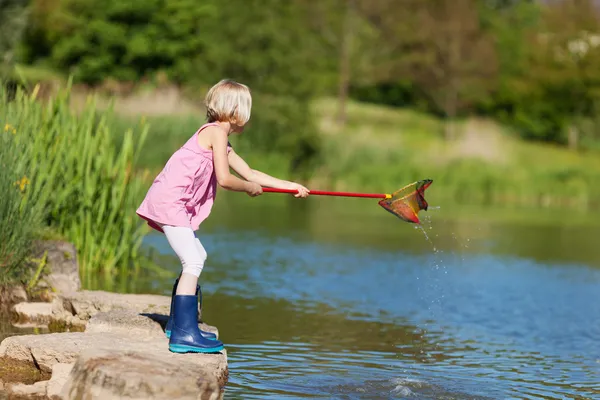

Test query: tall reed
[1,82,150,279]
[0,119,42,285]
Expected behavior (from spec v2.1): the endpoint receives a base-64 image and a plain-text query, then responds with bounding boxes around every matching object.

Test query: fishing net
[378,179,432,223]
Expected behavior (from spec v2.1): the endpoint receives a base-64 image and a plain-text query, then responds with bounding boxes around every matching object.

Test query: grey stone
[0,286,27,313]
[86,308,218,339]
[12,302,53,325]
[5,380,48,397]
[46,363,74,400]
[10,286,28,304]
[32,240,81,295]
[0,332,228,385]
[59,289,206,324]
[62,290,171,320]
[60,347,224,400]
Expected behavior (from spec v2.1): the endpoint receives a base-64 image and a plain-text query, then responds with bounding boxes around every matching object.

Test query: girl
[136,79,310,354]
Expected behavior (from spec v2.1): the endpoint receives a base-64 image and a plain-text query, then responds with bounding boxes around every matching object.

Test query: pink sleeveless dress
[136,122,232,233]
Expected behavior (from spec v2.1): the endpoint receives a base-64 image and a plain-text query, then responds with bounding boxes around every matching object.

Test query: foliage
[1,82,151,277]
[0,0,29,77]
[0,110,42,285]
[480,0,600,147]
[19,0,331,94]
[348,0,600,148]
[10,0,600,160]
[20,0,215,84]
[380,0,498,140]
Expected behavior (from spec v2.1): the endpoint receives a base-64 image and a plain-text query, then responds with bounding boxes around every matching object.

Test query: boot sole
[165,330,217,340]
[169,343,224,353]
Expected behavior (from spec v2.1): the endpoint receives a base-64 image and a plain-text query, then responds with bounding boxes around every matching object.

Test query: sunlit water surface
[141,195,600,399]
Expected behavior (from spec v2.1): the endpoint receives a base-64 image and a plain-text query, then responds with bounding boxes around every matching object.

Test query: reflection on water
[0,316,46,343]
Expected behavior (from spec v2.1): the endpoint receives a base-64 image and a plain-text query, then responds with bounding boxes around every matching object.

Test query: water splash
[414,212,437,252]
[411,206,449,359]
[414,224,435,251]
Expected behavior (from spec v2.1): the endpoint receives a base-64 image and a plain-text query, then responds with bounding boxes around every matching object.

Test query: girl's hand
[246,182,263,197]
[287,182,310,198]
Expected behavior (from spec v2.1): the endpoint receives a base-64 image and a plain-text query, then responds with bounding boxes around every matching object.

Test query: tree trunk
[337,0,353,127]
[568,125,579,150]
[443,87,458,141]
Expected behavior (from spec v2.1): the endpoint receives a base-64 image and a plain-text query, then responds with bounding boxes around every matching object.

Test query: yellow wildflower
[4,124,11,132]
[12,128,16,135]
[15,176,30,193]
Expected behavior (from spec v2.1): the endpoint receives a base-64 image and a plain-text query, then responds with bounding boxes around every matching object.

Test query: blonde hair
[204,79,252,125]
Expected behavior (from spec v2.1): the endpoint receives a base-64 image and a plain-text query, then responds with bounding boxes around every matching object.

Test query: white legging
[161,225,207,278]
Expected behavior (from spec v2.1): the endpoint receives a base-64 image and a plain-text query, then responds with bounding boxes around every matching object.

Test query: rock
[1,286,227,397]
[46,363,74,400]
[0,286,28,313]
[60,348,223,400]
[12,302,53,325]
[56,290,207,326]
[0,332,228,386]
[86,309,218,339]
[0,354,51,386]
[85,309,166,338]
[61,290,172,320]
[32,240,81,296]
[5,380,48,397]
[10,286,28,304]
[0,333,84,372]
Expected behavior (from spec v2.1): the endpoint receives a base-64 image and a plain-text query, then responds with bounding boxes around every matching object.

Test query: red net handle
[262,187,388,199]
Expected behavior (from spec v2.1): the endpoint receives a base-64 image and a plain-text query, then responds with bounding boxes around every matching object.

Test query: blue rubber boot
[169,295,224,354]
[164,278,178,338]
[165,278,217,340]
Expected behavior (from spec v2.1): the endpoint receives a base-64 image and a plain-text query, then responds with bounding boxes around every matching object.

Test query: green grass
[105,95,600,211]
[10,64,65,85]
[0,120,42,285]
[1,82,153,282]
[310,98,600,210]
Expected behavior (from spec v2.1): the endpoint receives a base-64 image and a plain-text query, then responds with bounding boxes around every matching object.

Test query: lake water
[141,192,600,399]
[4,190,600,399]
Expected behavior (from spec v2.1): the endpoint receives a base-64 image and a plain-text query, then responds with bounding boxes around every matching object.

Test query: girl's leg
[161,225,206,295]
[161,225,223,353]
[162,225,217,340]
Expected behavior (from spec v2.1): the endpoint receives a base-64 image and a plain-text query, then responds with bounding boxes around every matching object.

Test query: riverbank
[0,240,227,400]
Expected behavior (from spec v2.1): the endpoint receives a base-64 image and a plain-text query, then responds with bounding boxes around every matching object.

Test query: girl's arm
[228,149,309,197]
[210,127,262,197]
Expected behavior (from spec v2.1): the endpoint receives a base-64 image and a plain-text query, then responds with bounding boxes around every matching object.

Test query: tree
[354,0,498,140]
[337,0,355,125]
[0,0,29,77]
[406,0,498,140]
[298,0,380,126]
[531,0,600,149]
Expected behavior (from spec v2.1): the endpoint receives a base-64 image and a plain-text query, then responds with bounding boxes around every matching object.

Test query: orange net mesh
[378,179,432,223]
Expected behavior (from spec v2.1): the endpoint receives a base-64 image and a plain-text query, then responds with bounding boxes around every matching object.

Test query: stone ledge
[0,331,227,399]
[2,290,226,399]
[1,239,226,399]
